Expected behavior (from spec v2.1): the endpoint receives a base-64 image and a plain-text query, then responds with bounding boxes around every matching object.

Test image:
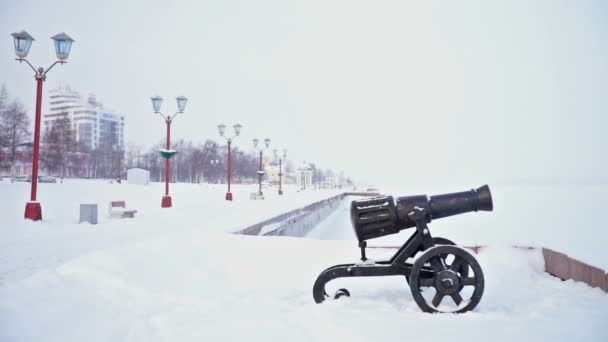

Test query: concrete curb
[541,247,608,292]
[468,246,606,293]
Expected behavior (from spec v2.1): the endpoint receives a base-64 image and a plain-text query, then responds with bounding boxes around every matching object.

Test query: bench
[109,201,137,218]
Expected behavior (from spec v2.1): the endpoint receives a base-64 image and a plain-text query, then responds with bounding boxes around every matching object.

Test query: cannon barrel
[351,185,493,241]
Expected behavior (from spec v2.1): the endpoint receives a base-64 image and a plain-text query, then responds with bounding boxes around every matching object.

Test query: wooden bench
[109,201,137,218]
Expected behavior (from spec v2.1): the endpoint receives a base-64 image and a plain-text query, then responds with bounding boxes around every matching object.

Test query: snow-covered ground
[0,180,342,285]
[0,180,607,341]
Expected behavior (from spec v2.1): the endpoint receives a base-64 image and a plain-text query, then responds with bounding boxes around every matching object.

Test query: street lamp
[218,123,242,200]
[151,95,188,208]
[253,138,270,196]
[274,149,287,195]
[11,30,74,221]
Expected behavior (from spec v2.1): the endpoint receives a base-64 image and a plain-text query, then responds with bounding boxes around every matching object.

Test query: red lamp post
[218,123,242,201]
[151,95,188,208]
[253,138,270,196]
[11,30,74,221]
[274,149,287,195]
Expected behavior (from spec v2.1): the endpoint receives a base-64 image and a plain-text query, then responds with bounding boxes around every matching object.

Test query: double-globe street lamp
[151,95,188,208]
[218,123,242,201]
[11,30,75,221]
[253,138,270,196]
[274,149,287,195]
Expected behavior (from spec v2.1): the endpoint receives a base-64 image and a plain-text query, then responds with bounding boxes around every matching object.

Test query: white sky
[1,0,607,186]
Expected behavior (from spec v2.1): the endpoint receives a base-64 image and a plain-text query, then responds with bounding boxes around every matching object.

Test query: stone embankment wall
[236,194,346,237]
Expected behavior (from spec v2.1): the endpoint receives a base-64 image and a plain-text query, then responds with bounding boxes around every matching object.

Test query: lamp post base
[24,202,42,221]
[161,195,172,208]
[278,189,283,195]
[225,192,233,201]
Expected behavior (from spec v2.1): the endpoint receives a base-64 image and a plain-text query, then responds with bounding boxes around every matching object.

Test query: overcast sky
[1,0,607,187]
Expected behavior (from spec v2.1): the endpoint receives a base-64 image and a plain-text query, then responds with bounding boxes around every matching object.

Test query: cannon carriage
[312,185,493,313]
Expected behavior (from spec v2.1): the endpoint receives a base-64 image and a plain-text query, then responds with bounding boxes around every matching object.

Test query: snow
[127,168,150,185]
[258,221,282,235]
[0,180,342,285]
[0,180,607,341]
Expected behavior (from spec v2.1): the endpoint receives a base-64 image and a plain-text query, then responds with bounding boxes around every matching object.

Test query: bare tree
[0,85,8,145]
[199,140,221,183]
[41,117,74,177]
[125,143,142,169]
[0,97,30,175]
[0,85,8,165]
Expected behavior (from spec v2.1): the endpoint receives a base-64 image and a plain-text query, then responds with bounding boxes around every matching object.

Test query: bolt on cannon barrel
[350,185,493,241]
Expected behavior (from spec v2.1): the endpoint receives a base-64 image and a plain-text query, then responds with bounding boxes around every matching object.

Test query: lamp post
[253,138,270,196]
[151,95,188,208]
[274,149,287,195]
[11,30,74,221]
[218,123,242,201]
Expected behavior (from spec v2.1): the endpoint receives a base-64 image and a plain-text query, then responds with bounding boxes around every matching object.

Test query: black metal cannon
[312,185,493,313]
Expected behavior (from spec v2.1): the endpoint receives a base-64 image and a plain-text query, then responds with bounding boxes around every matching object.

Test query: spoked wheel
[409,245,484,313]
[406,237,468,284]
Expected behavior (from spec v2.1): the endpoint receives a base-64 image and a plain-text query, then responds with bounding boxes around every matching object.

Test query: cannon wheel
[409,245,484,313]
[405,237,469,284]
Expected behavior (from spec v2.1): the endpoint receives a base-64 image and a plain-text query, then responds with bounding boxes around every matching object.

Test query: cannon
[312,185,493,313]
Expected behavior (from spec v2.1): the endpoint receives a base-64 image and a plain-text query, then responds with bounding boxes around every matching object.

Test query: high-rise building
[44,85,125,150]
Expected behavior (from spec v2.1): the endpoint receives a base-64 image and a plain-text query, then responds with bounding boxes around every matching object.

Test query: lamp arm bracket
[16,58,38,74]
[156,112,168,121]
[44,60,65,76]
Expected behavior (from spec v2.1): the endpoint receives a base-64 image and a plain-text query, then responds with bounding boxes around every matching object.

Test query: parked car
[38,176,57,183]
[11,175,31,183]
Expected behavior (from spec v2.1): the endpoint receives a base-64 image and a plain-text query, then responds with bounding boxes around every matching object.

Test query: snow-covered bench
[109,201,137,218]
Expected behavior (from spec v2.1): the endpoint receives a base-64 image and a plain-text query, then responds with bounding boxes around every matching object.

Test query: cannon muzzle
[351,185,493,241]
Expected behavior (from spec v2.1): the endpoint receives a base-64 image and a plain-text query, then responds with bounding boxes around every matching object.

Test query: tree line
[0,85,30,174]
[124,139,283,184]
[0,84,352,186]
